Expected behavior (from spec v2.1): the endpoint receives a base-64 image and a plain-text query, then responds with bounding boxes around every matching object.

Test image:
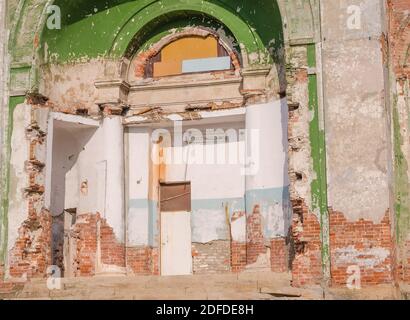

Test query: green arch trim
[10,0,287,69]
[108,0,264,61]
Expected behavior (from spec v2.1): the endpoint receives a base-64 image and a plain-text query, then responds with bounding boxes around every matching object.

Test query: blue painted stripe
[128,187,290,244]
[182,56,231,73]
[128,199,158,247]
[129,198,150,209]
[245,186,290,213]
[148,200,158,247]
[191,197,245,214]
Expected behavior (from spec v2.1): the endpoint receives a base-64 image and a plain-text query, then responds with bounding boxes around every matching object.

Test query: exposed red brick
[8,209,52,279]
[329,210,393,287]
[192,241,231,274]
[271,238,288,273]
[126,246,158,275]
[388,0,410,78]
[393,240,410,283]
[291,199,322,287]
[71,213,98,277]
[230,242,247,273]
[246,205,268,265]
[71,213,126,276]
[0,263,24,296]
[100,220,125,267]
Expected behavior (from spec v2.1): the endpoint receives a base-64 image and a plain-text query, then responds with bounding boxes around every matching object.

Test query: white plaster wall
[64,162,80,210]
[126,104,290,243]
[102,117,125,243]
[49,122,98,216]
[164,122,246,200]
[7,104,31,255]
[231,215,246,242]
[245,99,291,239]
[245,99,289,191]
[161,122,246,243]
[49,116,127,243]
[76,126,105,215]
[127,127,151,246]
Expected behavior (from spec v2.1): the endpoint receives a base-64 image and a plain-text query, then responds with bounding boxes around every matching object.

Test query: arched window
[145,35,233,78]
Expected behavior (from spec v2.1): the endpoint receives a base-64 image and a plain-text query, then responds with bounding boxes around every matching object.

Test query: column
[103,116,125,244]
[245,98,290,266]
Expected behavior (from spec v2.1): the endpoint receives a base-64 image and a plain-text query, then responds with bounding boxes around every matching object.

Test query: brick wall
[8,209,52,279]
[71,213,127,276]
[271,238,288,273]
[388,0,410,78]
[6,106,52,280]
[100,220,125,267]
[192,241,231,274]
[329,210,393,286]
[291,199,322,287]
[0,264,25,296]
[396,240,410,282]
[126,246,159,275]
[246,205,268,265]
[285,45,322,287]
[231,242,247,272]
[71,214,98,277]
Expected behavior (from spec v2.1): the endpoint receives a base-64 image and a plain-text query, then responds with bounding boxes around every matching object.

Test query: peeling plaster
[334,245,391,269]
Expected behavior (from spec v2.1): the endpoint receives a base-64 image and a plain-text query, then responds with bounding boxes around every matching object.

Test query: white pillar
[245,99,290,237]
[126,127,151,247]
[103,116,125,243]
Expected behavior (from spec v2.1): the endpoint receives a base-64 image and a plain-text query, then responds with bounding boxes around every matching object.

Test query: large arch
[5,0,319,93]
[39,0,281,64]
[107,3,264,63]
[1,0,325,287]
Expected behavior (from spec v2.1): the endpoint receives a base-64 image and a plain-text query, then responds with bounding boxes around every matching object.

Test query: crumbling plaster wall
[6,102,52,279]
[322,0,389,222]
[286,43,324,287]
[1,0,327,283]
[0,0,9,271]
[388,0,410,286]
[40,61,113,116]
[321,0,393,286]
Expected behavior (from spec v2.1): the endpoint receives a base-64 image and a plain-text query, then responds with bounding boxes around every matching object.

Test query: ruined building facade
[0,0,410,293]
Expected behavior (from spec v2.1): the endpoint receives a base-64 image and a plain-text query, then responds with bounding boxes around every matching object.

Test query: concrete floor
[0,272,400,300]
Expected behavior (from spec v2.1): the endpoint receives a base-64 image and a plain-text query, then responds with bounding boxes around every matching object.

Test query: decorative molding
[129,77,242,92]
[95,79,131,91]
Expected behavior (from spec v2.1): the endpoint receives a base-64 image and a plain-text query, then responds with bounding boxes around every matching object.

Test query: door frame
[159,181,192,275]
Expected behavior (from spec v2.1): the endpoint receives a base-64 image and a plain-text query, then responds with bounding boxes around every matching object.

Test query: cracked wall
[4,0,407,293]
[388,0,410,287]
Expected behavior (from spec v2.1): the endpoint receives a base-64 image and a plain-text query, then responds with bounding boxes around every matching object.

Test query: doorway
[160,182,193,276]
[47,116,101,277]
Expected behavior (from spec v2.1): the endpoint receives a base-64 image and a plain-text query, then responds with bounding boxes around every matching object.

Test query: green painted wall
[307,43,330,283]
[392,93,410,244]
[40,0,283,65]
[126,13,239,57]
